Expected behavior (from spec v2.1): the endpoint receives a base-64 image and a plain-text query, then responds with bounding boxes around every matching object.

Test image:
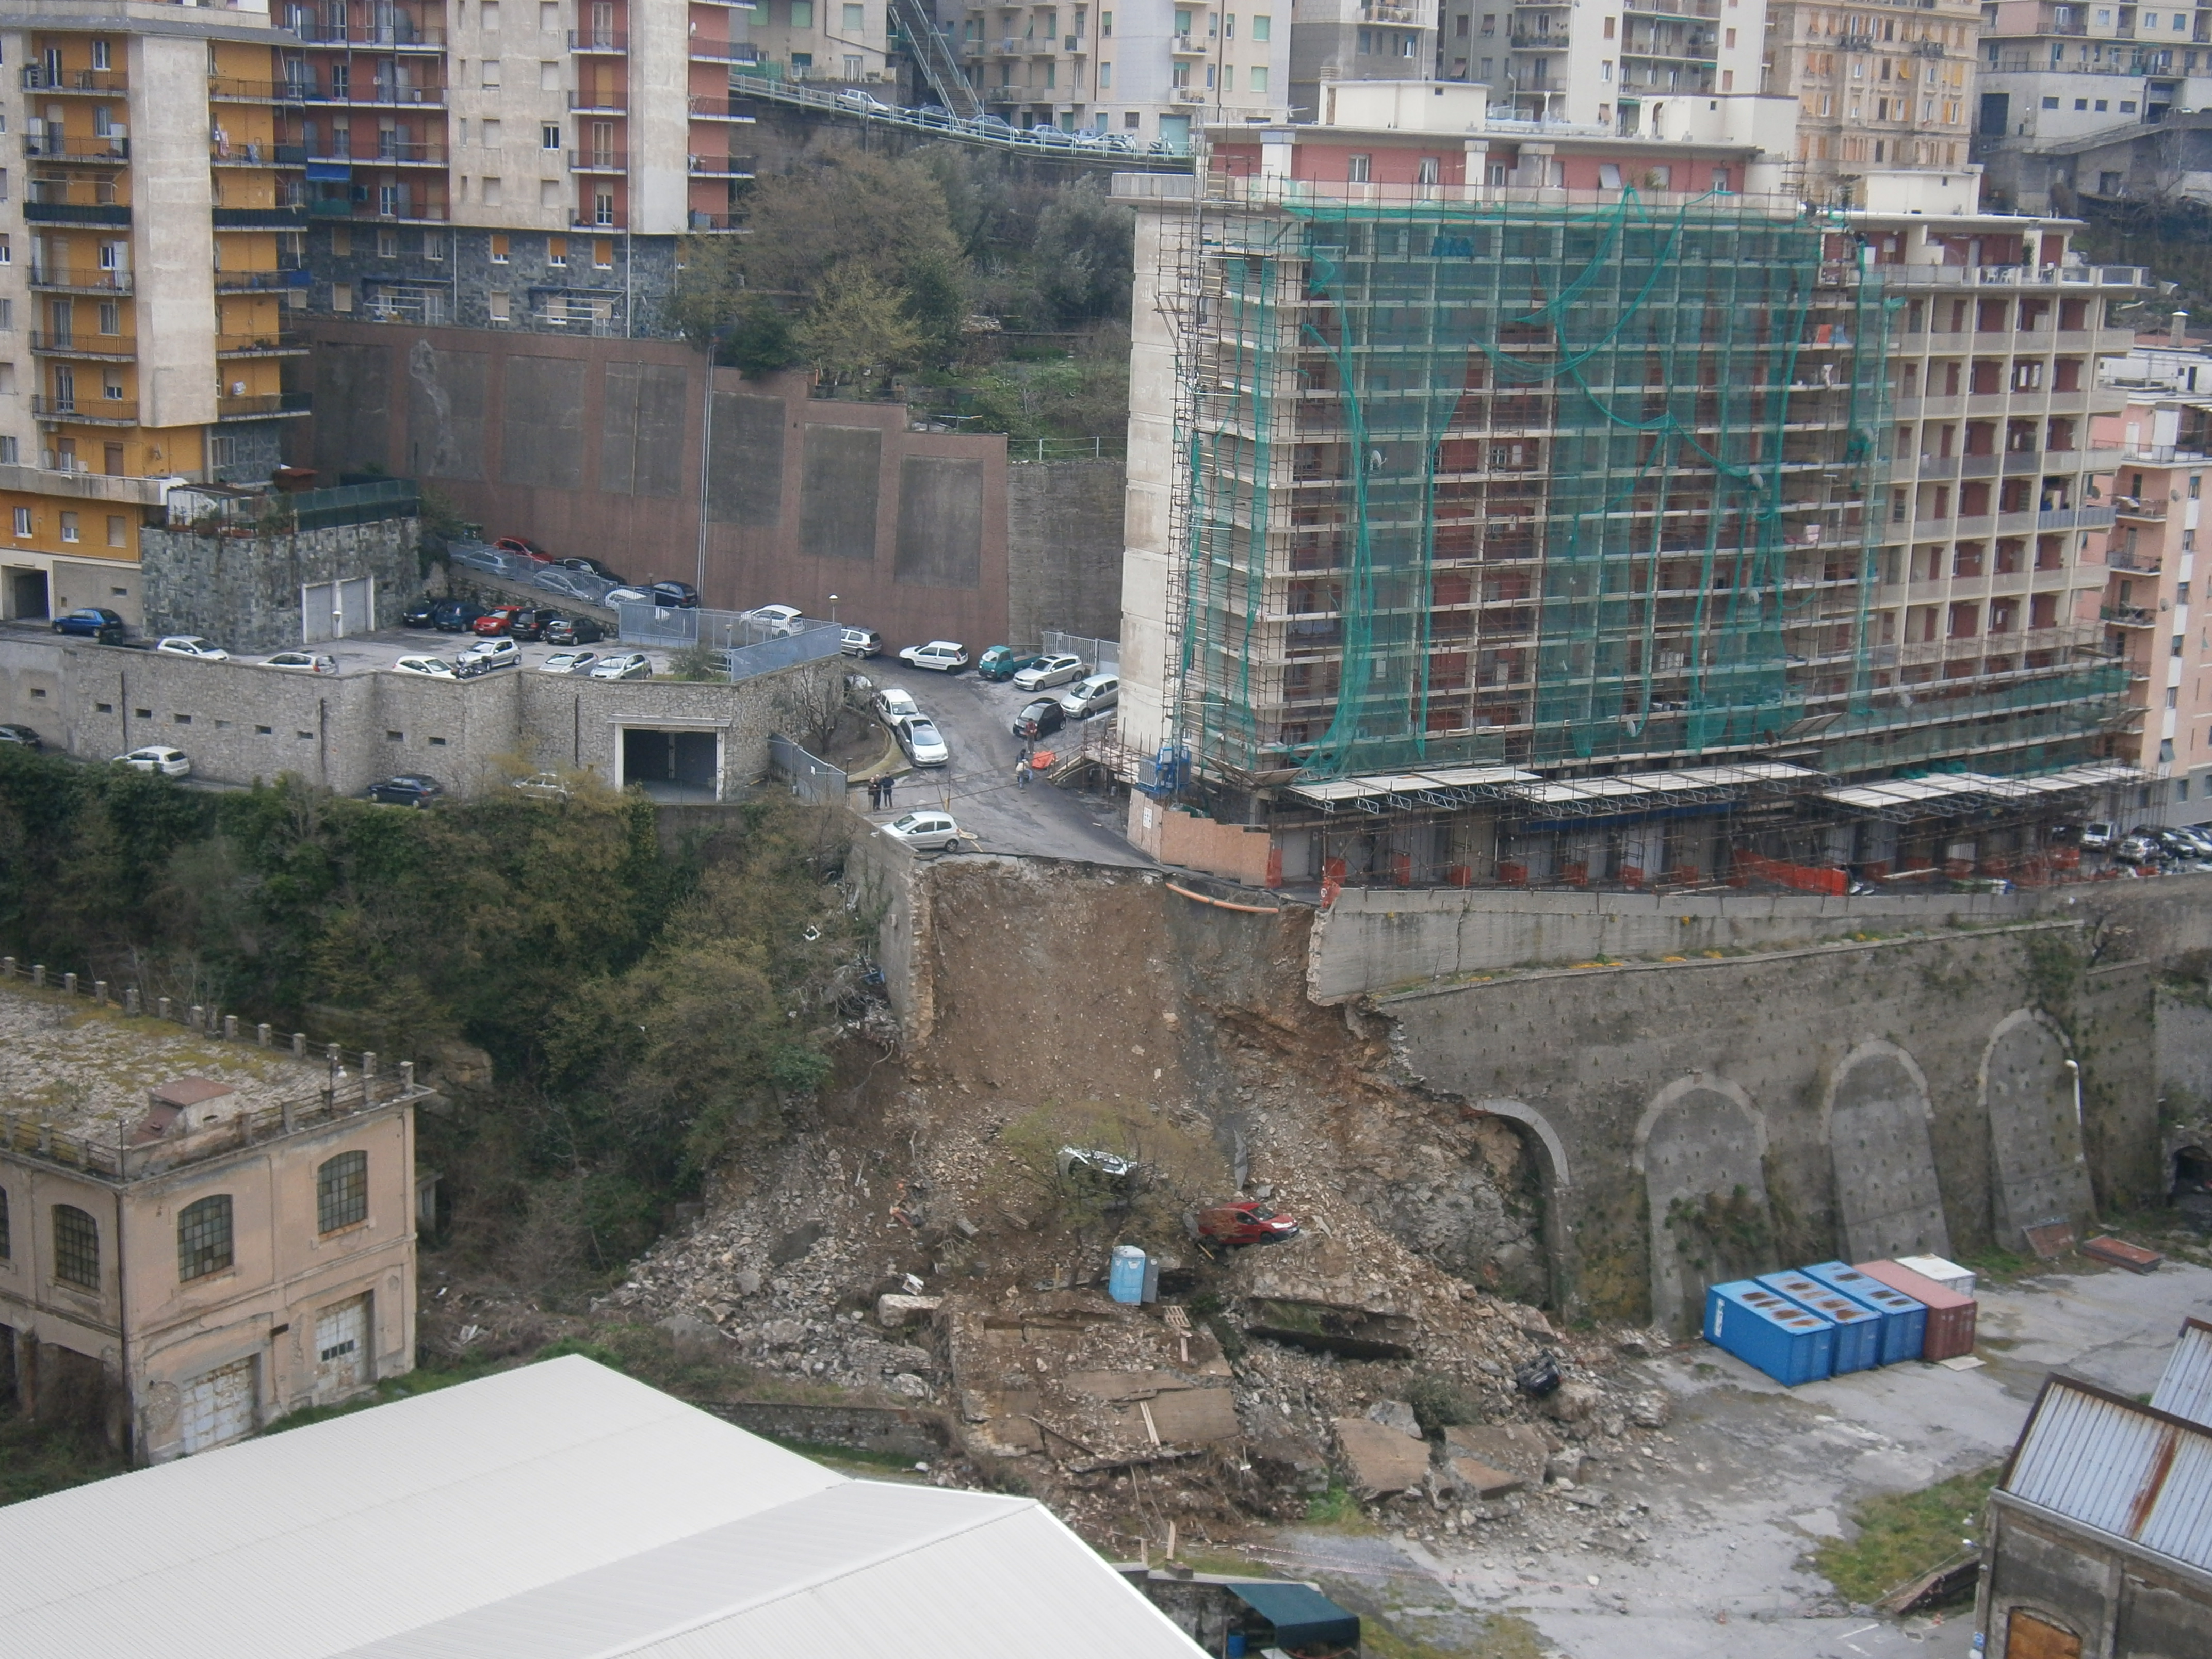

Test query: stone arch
[1824,1039,1953,1262]
[1980,1009,2093,1249]
[1475,1099,1572,1312]
[1634,1074,1770,1333]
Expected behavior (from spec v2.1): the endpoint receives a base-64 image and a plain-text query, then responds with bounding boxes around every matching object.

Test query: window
[539,59,560,90]
[2042,95,2058,109]
[481,59,502,88]
[481,178,503,206]
[332,282,353,312]
[593,238,613,268]
[1347,153,1371,183]
[483,0,501,24]
[424,232,444,262]
[1100,61,1112,85]
[791,0,813,24]
[547,235,567,266]
[843,2,864,26]
[12,507,28,537]
[0,438,14,465]
[482,118,502,147]
[59,512,77,543]
[1101,8,1113,32]
[1251,11,1270,38]
[53,1204,97,1289]
[318,1151,369,1233]
[540,178,562,208]
[377,227,399,258]
[542,123,561,150]
[178,1194,234,1281]
[106,515,124,548]
[1599,161,1623,188]
[1249,64,1267,91]
[489,288,511,322]
[489,232,510,263]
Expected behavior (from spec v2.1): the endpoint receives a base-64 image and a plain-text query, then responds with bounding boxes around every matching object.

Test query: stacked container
[1759,1271,1884,1374]
[1894,1254,1976,1298]
[1704,1281,1837,1385]
[1800,1260,1928,1364]
[1856,1259,1978,1360]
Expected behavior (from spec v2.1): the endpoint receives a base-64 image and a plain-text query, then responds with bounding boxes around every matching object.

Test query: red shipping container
[1855,1259,1978,1360]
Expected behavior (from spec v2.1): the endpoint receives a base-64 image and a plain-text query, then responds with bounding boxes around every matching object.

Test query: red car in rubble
[1197,1201,1300,1246]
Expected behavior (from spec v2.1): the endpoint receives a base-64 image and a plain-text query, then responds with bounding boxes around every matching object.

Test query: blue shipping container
[1760,1271,1884,1373]
[1799,1260,1928,1364]
[1704,1280,1837,1386]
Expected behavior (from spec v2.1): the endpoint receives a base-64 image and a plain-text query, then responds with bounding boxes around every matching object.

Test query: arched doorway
[1981,1011,2092,1248]
[1635,1075,1770,1333]
[1826,1041,1953,1262]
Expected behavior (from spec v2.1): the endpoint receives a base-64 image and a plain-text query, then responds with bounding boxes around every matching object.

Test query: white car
[898,715,949,767]
[464,638,521,669]
[1012,653,1085,691]
[540,650,600,675]
[899,640,969,673]
[602,587,655,606]
[841,626,884,657]
[741,603,805,637]
[590,652,653,681]
[156,636,229,661]
[115,745,191,777]
[392,655,458,679]
[263,650,337,674]
[872,686,921,726]
[881,810,963,852]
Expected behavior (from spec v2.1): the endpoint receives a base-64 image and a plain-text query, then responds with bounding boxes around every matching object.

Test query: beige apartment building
[0,977,424,1462]
[1765,0,1982,189]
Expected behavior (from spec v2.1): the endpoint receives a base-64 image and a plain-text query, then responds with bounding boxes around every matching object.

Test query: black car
[509,606,568,641]
[648,580,700,609]
[558,556,627,583]
[1012,697,1065,740]
[542,614,606,646]
[0,723,43,751]
[52,607,126,643]
[431,599,487,632]
[401,599,438,628]
[365,774,445,807]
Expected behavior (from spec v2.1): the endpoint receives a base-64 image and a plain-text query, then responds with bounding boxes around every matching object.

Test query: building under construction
[1112,85,2147,889]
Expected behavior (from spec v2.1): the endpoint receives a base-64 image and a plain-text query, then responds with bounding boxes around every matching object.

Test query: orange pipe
[1165,881,1282,915]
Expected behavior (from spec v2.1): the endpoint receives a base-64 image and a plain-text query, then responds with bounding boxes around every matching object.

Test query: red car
[1197,1200,1300,1246]
[495,536,554,564]
[473,606,525,635]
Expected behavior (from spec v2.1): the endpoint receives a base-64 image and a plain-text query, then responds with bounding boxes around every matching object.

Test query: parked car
[263,650,338,674]
[532,568,606,604]
[2158,826,2212,862]
[365,774,445,807]
[881,809,963,852]
[540,650,600,675]
[431,599,487,632]
[602,586,656,606]
[899,639,969,673]
[473,606,526,636]
[463,637,521,669]
[1196,1200,1301,1246]
[1059,673,1119,719]
[401,600,438,628]
[511,771,572,799]
[494,536,554,563]
[1012,697,1065,740]
[590,651,653,681]
[977,645,1045,682]
[837,88,893,113]
[508,606,570,641]
[741,603,805,636]
[155,636,230,661]
[557,556,626,582]
[114,745,191,778]
[648,580,701,609]
[2116,831,2161,865]
[0,723,44,751]
[392,655,459,679]
[841,626,884,657]
[872,687,921,726]
[52,607,126,642]
[897,715,949,767]
[2077,821,2116,852]
[542,615,606,646]
[1012,652,1085,691]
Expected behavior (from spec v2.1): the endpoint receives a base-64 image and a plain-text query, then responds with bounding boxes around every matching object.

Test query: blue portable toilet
[1109,1245,1147,1305]
[1760,1271,1884,1373]
[1704,1280,1836,1386]
[1799,1259,1928,1364]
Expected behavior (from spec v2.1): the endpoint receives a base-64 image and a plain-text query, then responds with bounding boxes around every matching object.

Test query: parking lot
[5,618,678,679]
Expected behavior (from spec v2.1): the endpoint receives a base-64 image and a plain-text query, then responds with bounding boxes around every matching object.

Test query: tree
[1032,178,1137,327]
[796,264,928,395]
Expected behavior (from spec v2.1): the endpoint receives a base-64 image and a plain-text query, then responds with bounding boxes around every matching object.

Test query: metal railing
[24,134,128,160]
[218,391,313,420]
[770,733,847,803]
[727,72,1191,164]
[31,395,136,422]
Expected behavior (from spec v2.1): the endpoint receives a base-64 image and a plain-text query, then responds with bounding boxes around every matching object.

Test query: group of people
[865,774,897,810]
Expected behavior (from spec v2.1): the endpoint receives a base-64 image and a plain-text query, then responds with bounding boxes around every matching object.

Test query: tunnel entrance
[619,726,722,803]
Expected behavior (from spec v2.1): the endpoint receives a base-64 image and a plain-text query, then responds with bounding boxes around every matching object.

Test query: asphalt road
[851,657,1149,867]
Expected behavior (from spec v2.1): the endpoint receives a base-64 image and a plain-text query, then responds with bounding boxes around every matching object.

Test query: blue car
[52,607,125,642]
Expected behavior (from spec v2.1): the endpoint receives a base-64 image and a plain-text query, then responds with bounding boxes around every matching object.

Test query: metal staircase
[888,0,981,119]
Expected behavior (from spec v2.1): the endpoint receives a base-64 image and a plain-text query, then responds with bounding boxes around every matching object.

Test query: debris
[1627,1391,1673,1430]
[2081,1235,2165,1274]
[1515,1353,1563,1397]
[2023,1220,2076,1259]
[1544,1380,1602,1423]
[1936,1354,1986,1372]
[1246,1298,1417,1360]
[1366,1399,1422,1438]
[1877,1549,1981,1614]
[1444,1424,1550,1488]
[1444,1456,1525,1499]
[1545,1447,1587,1485]
[1333,1416,1431,1498]
[769,1221,827,1265]
[876,1293,943,1328]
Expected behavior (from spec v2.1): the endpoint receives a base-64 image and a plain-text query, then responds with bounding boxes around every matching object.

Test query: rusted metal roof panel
[2004,1377,2212,1572]
[2151,1319,2212,1429]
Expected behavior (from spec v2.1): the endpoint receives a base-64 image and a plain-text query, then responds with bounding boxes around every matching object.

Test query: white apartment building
[1288,0,1438,121]
[1977,0,2212,146]
[957,1,1289,142]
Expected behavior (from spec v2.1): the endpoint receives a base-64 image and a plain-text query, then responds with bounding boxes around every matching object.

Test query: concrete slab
[1333,1416,1430,1497]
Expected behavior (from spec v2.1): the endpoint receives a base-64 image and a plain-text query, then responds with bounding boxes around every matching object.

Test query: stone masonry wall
[139,516,427,653]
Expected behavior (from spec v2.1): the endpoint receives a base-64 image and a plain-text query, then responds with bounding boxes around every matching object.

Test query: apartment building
[2086,335,2212,824]
[0,976,425,1462]
[1113,96,2137,888]
[1767,0,1981,188]
[1288,0,1437,121]
[954,2,1289,143]
[0,3,308,629]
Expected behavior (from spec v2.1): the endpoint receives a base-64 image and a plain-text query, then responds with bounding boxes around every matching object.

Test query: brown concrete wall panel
[706,392,787,527]
[404,340,488,482]
[600,361,688,498]
[499,356,589,490]
[308,342,394,475]
[893,457,984,590]
[800,425,884,563]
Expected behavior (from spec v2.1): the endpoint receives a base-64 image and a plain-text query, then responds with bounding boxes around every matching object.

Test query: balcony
[315,141,450,167]
[2107,547,2164,573]
[2101,603,2158,626]
[24,134,128,162]
[19,67,126,94]
[24,200,131,227]
[297,82,448,107]
[212,141,309,167]
[570,29,627,50]
[571,88,629,110]
[215,332,308,357]
[29,333,134,360]
[217,391,313,421]
[212,267,313,290]
[572,210,628,229]
[1362,0,1419,18]
[689,40,758,62]
[688,93,758,120]
[213,206,312,228]
[688,154,756,176]
[2114,494,2169,519]
[32,396,138,425]
[571,150,629,172]
[1065,33,1088,51]
[28,265,131,294]
[985,85,1024,103]
[1170,35,1206,54]
[210,77,313,103]
[286,21,447,47]
[688,209,741,230]
[1508,29,1569,46]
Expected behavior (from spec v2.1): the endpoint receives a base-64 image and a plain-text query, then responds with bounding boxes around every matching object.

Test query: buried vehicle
[1196,1199,1301,1246]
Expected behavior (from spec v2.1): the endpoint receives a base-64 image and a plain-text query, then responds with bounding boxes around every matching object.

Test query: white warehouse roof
[0,1356,1202,1659]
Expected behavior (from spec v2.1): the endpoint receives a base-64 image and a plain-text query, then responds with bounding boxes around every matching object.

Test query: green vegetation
[1405,1373,1485,1436]
[1303,1477,1363,1526]
[1813,1464,2000,1605]
[0,1406,130,1507]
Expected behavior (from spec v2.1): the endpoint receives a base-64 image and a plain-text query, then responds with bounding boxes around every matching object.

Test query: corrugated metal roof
[2151,1319,2212,1428]
[2003,1376,2212,1572]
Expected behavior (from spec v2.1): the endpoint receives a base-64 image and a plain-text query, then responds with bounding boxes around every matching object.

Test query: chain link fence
[769,733,848,804]
[1041,630,1119,675]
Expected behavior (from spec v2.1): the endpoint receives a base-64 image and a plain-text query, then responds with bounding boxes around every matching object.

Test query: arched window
[178,1194,234,1281]
[52,1205,99,1289]
[317,1151,368,1234]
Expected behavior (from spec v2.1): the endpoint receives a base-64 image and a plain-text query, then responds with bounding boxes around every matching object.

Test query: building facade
[1288,0,1438,123]
[0,979,423,1462]
[1767,0,1982,192]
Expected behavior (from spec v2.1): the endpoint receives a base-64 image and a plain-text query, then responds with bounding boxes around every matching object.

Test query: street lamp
[828,593,840,625]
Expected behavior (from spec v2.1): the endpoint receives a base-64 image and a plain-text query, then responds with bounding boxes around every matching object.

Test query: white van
[1059,673,1119,719]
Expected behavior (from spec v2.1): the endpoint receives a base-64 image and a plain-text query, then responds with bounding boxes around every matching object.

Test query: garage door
[314,1295,370,1395]
[302,576,373,643]
[179,1356,258,1455]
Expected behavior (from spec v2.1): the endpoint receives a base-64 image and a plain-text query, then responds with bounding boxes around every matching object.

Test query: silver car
[1013,653,1085,691]
[590,652,653,681]
[539,650,600,675]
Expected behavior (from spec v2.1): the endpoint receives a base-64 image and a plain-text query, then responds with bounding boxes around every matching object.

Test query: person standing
[1015,755,1031,790]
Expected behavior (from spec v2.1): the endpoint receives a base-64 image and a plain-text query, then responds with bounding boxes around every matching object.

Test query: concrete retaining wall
[140,518,426,653]
[1005,458,1126,649]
